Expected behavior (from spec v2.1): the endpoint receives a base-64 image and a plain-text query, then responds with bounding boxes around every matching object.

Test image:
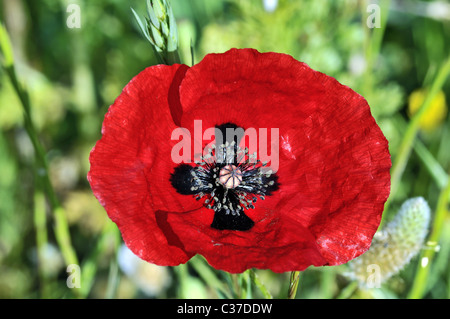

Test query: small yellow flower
[408,88,447,131]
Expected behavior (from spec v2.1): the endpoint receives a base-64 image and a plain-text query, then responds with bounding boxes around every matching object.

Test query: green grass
[0,0,449,299]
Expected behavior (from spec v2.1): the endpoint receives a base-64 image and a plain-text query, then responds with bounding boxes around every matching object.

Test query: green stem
[105,224,121,299]
[320,267,336,299]
[383,56,450,219]
[288,271,301,299]
[33,190,50,298]
[249,269,273,299]
[104,258,120,299]
[188,256,232,298]
[361,0,391,95]
[0,23,79,268]
[408,177,450,299]
[391,116,448,190]
[175,263,190,298]
[241,270,252,299]
[413,140,449,190]
[79,222,120,298]
[337,281,358,299]
[231,273,241,298]
[164,49,182,65]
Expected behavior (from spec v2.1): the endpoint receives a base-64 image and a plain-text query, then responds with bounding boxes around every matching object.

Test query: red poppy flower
[88,48,391,273]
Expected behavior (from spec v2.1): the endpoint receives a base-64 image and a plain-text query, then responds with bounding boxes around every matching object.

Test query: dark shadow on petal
[168,64,189,127]
[155,210,187,250]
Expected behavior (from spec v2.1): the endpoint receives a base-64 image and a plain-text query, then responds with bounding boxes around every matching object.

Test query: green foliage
[0,0,449,299]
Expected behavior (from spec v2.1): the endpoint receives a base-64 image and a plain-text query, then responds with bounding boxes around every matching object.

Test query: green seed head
[131,0,180,64]
[345,197,431,288]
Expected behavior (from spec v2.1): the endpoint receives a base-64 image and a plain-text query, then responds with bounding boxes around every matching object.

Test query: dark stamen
[170,123,279,231]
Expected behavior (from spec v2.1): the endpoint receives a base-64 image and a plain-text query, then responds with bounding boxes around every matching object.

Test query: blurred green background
[0,0,449,299]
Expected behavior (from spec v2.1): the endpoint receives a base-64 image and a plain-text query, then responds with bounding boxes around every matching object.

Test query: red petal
[90,48,391,272]
[157,205,328,273]
[88,64,197,265]
[172,48,391,269]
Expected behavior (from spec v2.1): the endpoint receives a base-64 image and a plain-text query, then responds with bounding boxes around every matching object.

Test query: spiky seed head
[345,197,431,288]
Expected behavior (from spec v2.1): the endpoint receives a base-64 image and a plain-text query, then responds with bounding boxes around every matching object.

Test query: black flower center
[170,123,279,231]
